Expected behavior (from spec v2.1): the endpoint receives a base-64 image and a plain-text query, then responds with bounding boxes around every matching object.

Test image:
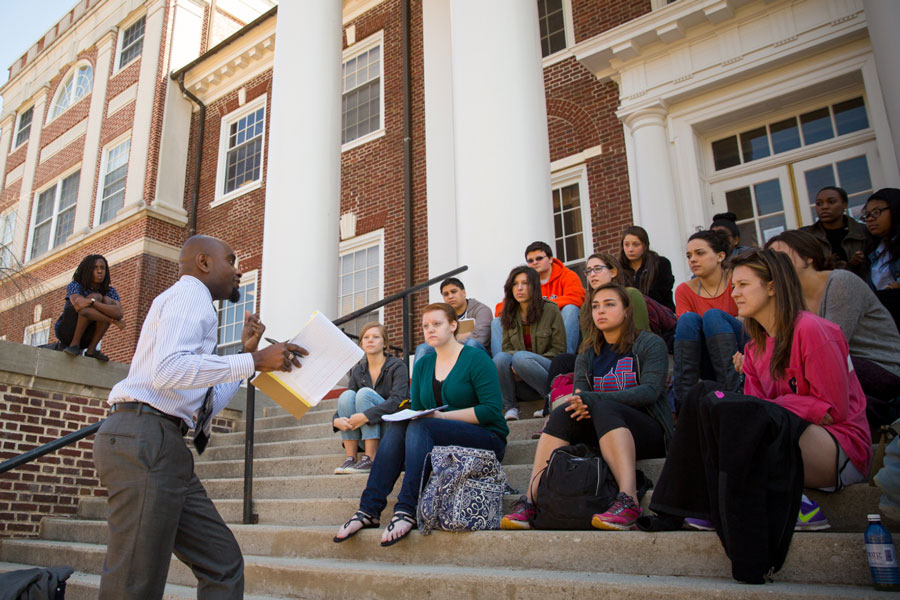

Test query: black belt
[109,402,190,436]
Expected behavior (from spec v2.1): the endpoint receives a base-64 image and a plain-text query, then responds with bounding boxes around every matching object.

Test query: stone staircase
[0,395,894,598]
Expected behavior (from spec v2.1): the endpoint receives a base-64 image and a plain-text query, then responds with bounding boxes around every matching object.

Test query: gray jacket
[460,297,493,348]
[820,269,900,378]
[574,330,674,449]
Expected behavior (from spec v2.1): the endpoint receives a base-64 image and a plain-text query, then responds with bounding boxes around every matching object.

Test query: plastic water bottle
[866,514,900,591]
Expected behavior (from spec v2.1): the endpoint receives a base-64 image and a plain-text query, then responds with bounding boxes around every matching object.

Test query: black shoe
[63,345,81,356]
[85,350,110,362]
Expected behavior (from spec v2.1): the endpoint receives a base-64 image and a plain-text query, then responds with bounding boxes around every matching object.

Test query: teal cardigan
[410,345,509,440]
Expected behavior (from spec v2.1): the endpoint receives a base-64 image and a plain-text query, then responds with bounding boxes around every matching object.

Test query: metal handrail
[0,421,102,475]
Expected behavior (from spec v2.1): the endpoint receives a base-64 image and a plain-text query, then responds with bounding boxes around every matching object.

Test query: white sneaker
[533,409,545,418]
[504,408,519,421]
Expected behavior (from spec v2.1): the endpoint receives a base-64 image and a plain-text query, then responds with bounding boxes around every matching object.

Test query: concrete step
[36,518,874,587]
[0,541,888,598]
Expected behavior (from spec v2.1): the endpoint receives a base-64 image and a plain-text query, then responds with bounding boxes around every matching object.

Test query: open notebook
[252,312,363,420]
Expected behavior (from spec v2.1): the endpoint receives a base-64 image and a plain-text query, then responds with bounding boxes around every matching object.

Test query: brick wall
[0,341,239,539]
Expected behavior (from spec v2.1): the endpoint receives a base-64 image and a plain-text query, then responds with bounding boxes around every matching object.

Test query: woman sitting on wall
[333,303,508,546]
[332,322,409,474]
[53,254,124,361]
[501,283,672,531]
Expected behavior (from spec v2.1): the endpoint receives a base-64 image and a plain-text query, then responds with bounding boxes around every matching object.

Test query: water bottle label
[867,543,899,567]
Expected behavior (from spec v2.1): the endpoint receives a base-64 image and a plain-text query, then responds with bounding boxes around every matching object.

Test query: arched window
[51,64,93,119]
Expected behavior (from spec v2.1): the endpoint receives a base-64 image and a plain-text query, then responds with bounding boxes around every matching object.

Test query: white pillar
[72,30,116,236]
[15,89,48,262]
[863,0,900,181]
[123,0,166,211]
[260,1,341,335]
[624,106,687,284]
[449,0,554,307]
[0,115,13,194]
[423,0,458,303]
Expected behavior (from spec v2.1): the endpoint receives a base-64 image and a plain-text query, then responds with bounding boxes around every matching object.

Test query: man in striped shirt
[93,235,305,600]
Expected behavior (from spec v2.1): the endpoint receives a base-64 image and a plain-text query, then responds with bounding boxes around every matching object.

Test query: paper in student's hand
[382,406,448,422]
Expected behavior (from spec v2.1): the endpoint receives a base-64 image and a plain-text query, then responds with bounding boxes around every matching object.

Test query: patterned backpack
[417,445,507,534]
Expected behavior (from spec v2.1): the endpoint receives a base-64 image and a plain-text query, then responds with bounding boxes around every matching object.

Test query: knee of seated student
[463,338,487,354]
[560,303,579,319]
[510,351,539,370]
[700,309,736,337]
[337,390,357,417]
[675,312,703,340]
[493,351,513,370]
[355,387,383,410]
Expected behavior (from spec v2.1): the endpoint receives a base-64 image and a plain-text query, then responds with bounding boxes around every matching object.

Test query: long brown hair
[619,226,659,295]
[729,249,804,380]
[500,266,543,330]
[764,229,832,271]
[581,283,638,356]
[580,253,626,334]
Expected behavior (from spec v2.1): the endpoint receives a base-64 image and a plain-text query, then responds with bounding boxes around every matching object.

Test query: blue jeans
[414,338,488,365]
[494,351,552,412]
[674,309,743,342]
[337,388,386,441]
[490,317,503,357]
[358,419,506,517]
[559,303,580,354]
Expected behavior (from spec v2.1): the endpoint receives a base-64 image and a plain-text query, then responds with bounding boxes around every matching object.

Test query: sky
[0,0,81,112]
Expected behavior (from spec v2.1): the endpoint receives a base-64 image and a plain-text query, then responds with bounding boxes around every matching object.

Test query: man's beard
[229,287,241,304]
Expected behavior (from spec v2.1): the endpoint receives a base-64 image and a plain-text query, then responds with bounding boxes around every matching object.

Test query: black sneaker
[345,455,374,474]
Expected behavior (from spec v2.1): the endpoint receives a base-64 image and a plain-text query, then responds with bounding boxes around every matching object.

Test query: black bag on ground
[531,443,651,530]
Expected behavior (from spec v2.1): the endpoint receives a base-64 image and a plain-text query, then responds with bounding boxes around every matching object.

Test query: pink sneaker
[591,492,641,531]
[500,496,535,530]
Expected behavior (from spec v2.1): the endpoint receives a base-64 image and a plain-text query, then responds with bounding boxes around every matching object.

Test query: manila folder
[252,311,364,420]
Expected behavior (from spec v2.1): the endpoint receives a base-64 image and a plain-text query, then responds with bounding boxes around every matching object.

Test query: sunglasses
[526,255,548,264]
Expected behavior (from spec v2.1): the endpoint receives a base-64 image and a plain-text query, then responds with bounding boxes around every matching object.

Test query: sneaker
[591,492,641,531]
[334,457,356,475]
[63,345,82,357]
[501,496,535,530]
[345,455,374,474]
[684,517,715,531]
[533,408,545,418]
[796,494,830,531]
[504,408,519,421]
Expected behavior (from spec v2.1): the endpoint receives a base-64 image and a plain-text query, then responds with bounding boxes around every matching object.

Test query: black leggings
[542,400,666,460]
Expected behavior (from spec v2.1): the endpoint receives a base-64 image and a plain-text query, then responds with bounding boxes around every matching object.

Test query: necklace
[698,268,724,298]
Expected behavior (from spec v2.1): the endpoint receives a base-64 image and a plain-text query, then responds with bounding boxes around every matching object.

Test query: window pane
[15,107,32,147]
[560,184,579,211]
[31,222,51,258]
[738,222,758,249]
[739,127,770,162]
[53,207,75,247]
[833,97,868,136]
[564,234,584,262]
[59,172,80,210]
[769,117,801,154]
[712,136,741,170]
[74,66,93,101]
[759,214,786,243]
[562,208,581,235]
[725,187,753,221]
[35,189,56,224]
[119,17,146,69]
[800,108,834,145]
[836,155,871,195]
[753,179,783,216]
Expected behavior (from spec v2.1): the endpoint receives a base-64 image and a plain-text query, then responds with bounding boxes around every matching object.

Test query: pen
[264,337,305,358]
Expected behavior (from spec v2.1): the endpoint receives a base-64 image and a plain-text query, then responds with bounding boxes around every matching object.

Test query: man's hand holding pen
[245,316,309,372]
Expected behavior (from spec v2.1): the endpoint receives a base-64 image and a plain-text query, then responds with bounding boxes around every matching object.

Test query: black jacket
[650,382,808,584]
[624,255,675,312]
[331,354,409,428]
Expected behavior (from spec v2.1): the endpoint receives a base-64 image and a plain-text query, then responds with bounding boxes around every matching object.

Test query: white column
[449,0,554,307]
[14,89,48,262]
[423,0,458,303]
[260,0,341,336]
[863,0,900,181]
[72,30,116,236]
[123,0,166,211]
[624,106,687,284]
[0,115,13,193]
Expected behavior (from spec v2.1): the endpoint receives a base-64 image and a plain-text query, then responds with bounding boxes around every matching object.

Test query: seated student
[501,283,672,531]
[710,212,752,257]
[492,242,584,356]
[672,230,744,410]
[767,230,900,430]
[413,277,492,363]
[333,303,508,546]
[680,249,871,532]
[332,322,409,474]
[494,266,566,421]
[619,226,675,311]
[800,186,868,276]
[54,254,124,361]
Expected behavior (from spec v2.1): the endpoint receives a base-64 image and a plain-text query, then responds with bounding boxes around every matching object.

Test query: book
[251,311,364,420]
[456,318,475,336]
[382,406,448,422]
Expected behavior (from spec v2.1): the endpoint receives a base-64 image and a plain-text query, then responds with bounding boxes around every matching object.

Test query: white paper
[382,406,447,422]
[267,312,364,407]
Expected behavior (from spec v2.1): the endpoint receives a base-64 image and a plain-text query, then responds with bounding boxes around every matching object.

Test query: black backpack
[531,443,651,530]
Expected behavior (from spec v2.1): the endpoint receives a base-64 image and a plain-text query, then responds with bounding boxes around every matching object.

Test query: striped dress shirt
[107,275,256,427]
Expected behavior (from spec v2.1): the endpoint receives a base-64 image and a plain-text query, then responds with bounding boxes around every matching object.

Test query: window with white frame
[51,64,93,120]
[551,166,592,275]
[338,230,382,337]
[216,271,257,356]
[14,107,33,148]
[24,319,51,347]
[1,210,16,269]
[342,33,383,146]
[118,16,146,70]
[96,139,130,225]
[29,170,80,260]
[217,97,266,202]
[538,0,568,58]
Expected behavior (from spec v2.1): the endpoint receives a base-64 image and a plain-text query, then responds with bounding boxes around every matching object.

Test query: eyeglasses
[584,265,611,276]
[861,207,890,221]
[526,255,548,264]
